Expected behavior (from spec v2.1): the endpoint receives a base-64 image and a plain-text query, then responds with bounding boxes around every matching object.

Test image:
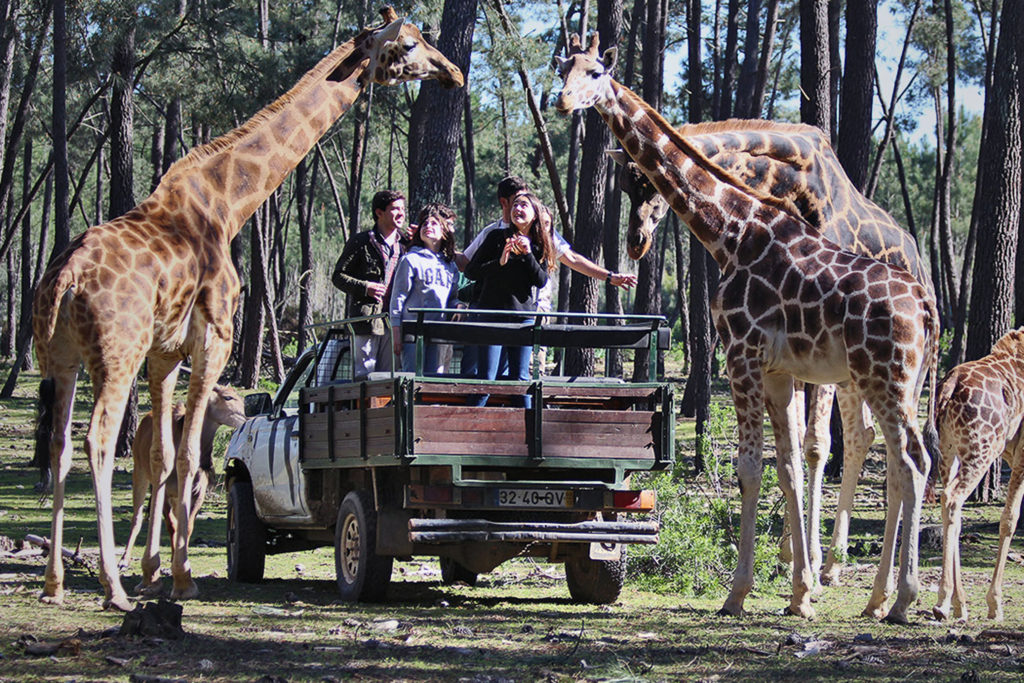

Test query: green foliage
[628,400,785,598]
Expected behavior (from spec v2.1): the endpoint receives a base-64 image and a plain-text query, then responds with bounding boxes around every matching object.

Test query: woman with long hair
[464,192,556,406]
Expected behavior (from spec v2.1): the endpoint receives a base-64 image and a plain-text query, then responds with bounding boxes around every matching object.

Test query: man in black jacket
[332,190,407,379]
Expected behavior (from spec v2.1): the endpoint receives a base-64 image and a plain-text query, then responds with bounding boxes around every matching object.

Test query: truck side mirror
[244,392,273,417]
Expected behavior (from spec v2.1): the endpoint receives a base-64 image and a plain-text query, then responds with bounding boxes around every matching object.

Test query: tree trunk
[734,0,762,118]
[52,0,69,257]
[827,0,841,143]
[296,158,313,355]
[837,0,876,191]
[968,0,1022,501]
[348,87,373,237]
[460,89,478,245]
[109,18,137,461]
[718,0,740,119]
[799,0,831,133]
[408,0,477,212]
[566,0,622,377]
[966,0,1021,364]
[0,0,16,206]
[751,0,780,118]
[238,208,269,388]
[17,136,33,372]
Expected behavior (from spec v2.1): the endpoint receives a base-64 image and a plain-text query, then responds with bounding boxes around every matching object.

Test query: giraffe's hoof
[819,570,841,587]
[103,595,134,612]
[169,580,199,601]
[717,603,747,618]
[134,579,165,597]
[881,609,909,625]
[861,604,887,620]
[787,603,816,619]
[39,591,65,606]
[932,605,950,622]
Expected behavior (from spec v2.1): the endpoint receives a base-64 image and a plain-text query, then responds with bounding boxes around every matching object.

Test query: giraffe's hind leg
[84,370,138,612]
[38,365,78,606]
[800,383,835,585]
[933,453,984,622]
[987,438,1024,621]
[821,386,874,586]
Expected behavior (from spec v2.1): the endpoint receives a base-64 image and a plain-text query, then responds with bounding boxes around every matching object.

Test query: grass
[2,365,1024,681]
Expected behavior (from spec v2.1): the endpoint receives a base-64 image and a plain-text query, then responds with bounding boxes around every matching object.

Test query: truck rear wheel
[565,552,626,604]
[334,491,393,602]
[439,557,478,586]
[227,480,266,582]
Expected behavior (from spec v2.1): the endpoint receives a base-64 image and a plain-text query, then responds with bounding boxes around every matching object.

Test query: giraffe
[932,328,1024,622]
[611,120,938,587]
[31,7,463,610]
[555,34,938,622]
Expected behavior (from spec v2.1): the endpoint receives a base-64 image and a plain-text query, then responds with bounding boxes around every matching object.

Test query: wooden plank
[304,380,395,404]
[413,381,658,399]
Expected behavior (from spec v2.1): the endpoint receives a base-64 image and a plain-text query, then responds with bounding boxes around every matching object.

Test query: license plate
[496,488,572,508]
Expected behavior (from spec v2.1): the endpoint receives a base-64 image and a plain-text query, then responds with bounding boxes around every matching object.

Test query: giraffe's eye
[590,70,600,79]
[403,40,416,51]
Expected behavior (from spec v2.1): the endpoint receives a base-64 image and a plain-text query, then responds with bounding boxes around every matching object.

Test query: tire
[226,481,266,583]
[334,491,393,602]
[565,551,626,605]
[439,557,478,587]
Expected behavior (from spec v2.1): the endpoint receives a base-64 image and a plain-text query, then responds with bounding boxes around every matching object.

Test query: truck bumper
[407,518,659,544]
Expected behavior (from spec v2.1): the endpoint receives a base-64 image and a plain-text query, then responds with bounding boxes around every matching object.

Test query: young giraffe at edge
[932,328,1024,622]
[32,7,462,610]
[611,120,939,588]
[555,34,938,623]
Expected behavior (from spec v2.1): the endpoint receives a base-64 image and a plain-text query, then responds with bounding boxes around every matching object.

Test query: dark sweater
[464,226,548,313]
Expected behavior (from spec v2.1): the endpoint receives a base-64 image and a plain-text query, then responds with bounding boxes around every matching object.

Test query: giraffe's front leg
[885,422,928,624]
[138,360,180,596]
[170,337,232,600]
[765,374,814,617]
[719,354,765,617]
[986,445,1024,621]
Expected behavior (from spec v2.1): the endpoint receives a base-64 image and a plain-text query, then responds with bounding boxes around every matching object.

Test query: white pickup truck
[224,312,673,603]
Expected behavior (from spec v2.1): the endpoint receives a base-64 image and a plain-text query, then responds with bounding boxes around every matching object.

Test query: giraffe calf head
[554,33,617,115]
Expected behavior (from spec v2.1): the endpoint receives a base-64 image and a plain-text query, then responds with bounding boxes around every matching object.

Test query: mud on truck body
[224,311,674,604]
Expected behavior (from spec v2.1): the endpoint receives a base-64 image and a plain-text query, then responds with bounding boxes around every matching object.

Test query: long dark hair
[414,202,456,262]
[510,192,557,273]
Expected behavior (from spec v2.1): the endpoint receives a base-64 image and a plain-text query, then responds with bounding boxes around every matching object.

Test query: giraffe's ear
[379,6,399,23]
[601,47,618,72]
[554,55,569,72]
[377,17,403,44]
[606,149,630,167]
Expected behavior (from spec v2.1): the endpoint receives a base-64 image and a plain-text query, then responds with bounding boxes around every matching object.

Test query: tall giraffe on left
[31,6,463,610]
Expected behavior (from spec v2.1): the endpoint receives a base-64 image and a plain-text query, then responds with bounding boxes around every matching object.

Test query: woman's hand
[500,238,518,266]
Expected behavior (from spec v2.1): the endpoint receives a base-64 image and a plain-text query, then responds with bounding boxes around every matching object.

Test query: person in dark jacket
[331,190,407,379]
[465,192,557,407]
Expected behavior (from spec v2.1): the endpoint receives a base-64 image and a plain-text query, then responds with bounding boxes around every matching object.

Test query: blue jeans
[470,317,534,408]
[401,342,441,375]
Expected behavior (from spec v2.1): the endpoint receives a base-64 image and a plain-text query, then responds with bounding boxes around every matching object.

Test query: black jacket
[464,226,548,313]
[331,229,405,335]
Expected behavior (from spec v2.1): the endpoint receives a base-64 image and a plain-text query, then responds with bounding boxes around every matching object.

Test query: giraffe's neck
[153,36,371,240]
[596,82,797,270]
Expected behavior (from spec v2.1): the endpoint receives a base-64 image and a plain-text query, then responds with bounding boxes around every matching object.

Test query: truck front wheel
[227,480,266,583]
[334,491,393,602]
[565,552,626,604]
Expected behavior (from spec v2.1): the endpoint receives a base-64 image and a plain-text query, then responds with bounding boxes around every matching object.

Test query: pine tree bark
[566,0,622,377]
[836,0,875,191]
[734,0,761,118]
[408,0,477,212]
[799,0,831,133]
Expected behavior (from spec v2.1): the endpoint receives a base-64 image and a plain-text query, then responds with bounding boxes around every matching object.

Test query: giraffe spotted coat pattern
[31,7,462,610]
[612,120,938,588]
[556,33,939,623]
[932,328,1024,622]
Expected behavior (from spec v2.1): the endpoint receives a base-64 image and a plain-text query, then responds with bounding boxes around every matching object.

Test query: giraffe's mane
[163,33,367,176]
[613,83,805,221]
[679,118,826,141]
[990,328,1024,358]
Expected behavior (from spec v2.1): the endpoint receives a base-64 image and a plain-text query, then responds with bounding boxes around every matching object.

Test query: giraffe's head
[608,149,670,260]
[554,33,617,115]
[360,7,464,89]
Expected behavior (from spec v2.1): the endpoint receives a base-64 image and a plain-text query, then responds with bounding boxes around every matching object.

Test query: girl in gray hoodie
[389,203,459,374]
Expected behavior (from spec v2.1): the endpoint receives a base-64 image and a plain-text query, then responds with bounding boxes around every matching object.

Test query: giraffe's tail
[35,268,76,345]
[33,378,55,495]
[921,308,942,491]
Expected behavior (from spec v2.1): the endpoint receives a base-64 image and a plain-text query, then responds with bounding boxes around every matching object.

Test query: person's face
[510,195,536,230]
[376,199,406,235]
[419,215,447,251]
